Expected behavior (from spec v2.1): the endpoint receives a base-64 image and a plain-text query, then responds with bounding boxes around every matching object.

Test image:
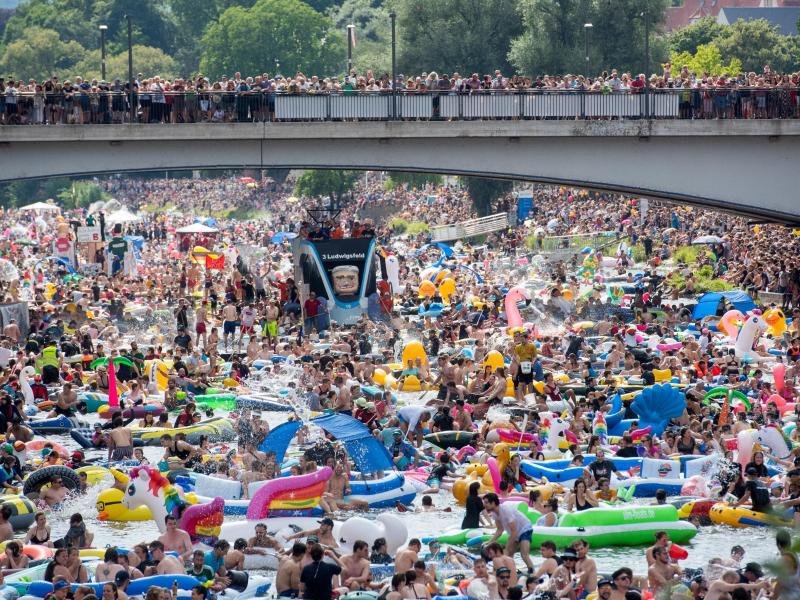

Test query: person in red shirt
[303,292,320,334]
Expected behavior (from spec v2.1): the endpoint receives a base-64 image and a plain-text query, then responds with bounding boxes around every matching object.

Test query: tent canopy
[311,413,393,474]
[19,201,61,212]
[106,208,141,224]
[692,290,756,320]
[176,223,219,234]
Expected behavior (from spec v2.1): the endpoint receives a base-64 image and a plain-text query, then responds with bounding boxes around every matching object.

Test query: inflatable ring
[0,495,36,530]
[0,541,53,560]
[703,387,751,410]
[23,465,81,497]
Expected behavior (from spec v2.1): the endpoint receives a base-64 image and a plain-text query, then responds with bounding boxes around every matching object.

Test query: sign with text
[77,226,102,243]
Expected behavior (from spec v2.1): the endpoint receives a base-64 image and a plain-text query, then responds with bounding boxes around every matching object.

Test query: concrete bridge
[1,119,798,224]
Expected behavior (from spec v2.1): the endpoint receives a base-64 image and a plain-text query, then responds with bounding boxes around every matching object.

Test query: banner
[299,237,376,303]
[52,237,75,266]
[76,226,102,243]
[0,302,30,339]
[205,253,225,270]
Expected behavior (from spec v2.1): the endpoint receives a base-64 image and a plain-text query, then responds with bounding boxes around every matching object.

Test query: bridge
[1,118,798,224]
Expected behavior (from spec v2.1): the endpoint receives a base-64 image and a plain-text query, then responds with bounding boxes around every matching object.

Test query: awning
[311,413,393,474]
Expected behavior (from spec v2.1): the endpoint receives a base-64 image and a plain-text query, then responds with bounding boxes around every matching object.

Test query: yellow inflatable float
[401,341,428,368]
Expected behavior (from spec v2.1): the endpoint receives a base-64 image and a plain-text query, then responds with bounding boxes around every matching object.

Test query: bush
[390,218,408,233]
[389,218,429,235]
[673,245,708,265]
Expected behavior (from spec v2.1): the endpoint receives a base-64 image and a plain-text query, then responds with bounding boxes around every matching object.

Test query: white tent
[176,223,219,234]
[106,208,141,224]
[18,201,61,212]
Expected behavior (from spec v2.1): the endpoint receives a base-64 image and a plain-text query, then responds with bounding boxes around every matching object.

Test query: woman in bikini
[25,511,52,547]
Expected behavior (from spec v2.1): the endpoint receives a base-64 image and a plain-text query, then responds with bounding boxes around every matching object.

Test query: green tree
[462,176,512,217]
[714,18,798,73]
[57,180,108,209]
[295,170,358,204]
[200,0,345,79]
[387,172,442,190]
[510,0,668,77]
[670,43,741,77]
[0,27,86,80]
[73,45,178,81]
[396,0,522,76]
[667,16,727,55]
[330,0,392,74]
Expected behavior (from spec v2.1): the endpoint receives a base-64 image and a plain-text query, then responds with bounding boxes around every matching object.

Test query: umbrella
[176,223,219,234]
[18,201,60,212]
[691,235,724,245]
[271,232,298,244]
[90,356,135,370]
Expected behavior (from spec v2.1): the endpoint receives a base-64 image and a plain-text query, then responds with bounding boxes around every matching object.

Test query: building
[717,6,800,33]
[665,0,800,30]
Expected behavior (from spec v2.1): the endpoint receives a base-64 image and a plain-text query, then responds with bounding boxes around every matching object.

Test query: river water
[47,390,782,578]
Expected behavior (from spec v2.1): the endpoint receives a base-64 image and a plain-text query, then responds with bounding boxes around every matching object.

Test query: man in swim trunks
[337,540,371,592]
[264,301,279,343]
[221,300,239,350]
[320,463,369,513]
[108,417,133,461]
[40,475,70,507]
[483,492,535,574]
[276,542,305,598]
[195,301,208,349]
[513,331,540,402]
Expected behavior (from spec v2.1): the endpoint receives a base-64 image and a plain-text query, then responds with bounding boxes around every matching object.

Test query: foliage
[73,45,178,81]
[387,172,442,190]
[389,218,429,235]
[714,19,798,74]
[295,170,358,202]
[672,244,708,265]
[1,0,178,57]
[396,0,522,77]
[0,177,85,208]
[510,0,669,77]
[56,180,108,209]
[200,0,345,79]
[330,0,392,74]
[669,43,741,78]
[667,16,727,55]
[462,176,512,217]
[0,27,85,80]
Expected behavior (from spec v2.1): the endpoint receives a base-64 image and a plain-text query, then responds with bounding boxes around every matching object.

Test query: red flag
[107,358,119,408]
[205,254,225,270]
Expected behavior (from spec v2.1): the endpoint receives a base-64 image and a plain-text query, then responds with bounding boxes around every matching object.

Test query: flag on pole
[108,358,119,408]
[205,253,225,270]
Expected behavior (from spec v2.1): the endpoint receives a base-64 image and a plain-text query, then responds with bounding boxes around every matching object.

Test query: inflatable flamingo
[718,310,745,339]
[504,286,530,333]
[773,363,786,395]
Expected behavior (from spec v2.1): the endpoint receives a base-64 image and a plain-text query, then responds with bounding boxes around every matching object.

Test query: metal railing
[0,88,798,124]
[532,230,620,253]
[431,212,510,242]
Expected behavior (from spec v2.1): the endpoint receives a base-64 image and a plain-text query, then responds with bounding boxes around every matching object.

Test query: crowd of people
[0,63,799,124]
[0,169,799,599]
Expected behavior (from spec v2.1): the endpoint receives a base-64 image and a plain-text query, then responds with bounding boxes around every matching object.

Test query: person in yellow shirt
[512,331,540,402]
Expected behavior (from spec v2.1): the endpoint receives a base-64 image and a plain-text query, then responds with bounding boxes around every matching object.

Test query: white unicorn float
[719,309,774,362]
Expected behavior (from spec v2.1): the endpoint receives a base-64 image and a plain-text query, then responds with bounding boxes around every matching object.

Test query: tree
[667,16,727,55]
[396,0,522,76]
[0,27,86,80]
[462,176,512,217]
[714,18,797,73]
[670,43,741,77]
[330,0,392,74]
[510,0,668,77]
[57,180,108,209]
[388,172,442,190]
[200,0,346,79]
[73,45,178,81]
[295,170,358,204]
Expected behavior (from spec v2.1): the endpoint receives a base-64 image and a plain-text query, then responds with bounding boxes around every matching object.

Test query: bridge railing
[2,88,798,124]
[430,213,510,242]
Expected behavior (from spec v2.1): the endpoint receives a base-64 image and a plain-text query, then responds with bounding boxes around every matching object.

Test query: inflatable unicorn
[123,465,224,544]
[737,425,792,469]
[539,415,576,458]
[719,310,772,361]
[592,411,608,446]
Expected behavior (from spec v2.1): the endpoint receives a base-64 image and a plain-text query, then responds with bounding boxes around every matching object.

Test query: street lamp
[389,11,396,119]
[346,24,355,75]
[99,25,108,82]
[583,23,592,75]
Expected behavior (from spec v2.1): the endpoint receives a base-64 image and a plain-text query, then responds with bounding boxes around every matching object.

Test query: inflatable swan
[19,366,36,405]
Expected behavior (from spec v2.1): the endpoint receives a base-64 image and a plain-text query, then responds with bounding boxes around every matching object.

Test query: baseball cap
[306,535,319,543]
[392,429,403,437]
[318,517,334,527]
[1,443,13,454]
[114,571,129,584]
[746,466,758,475]
[41,448,52,458]
[53,580,70,591]
[598,578,613,588]
[495,567,511,577]
[561,549,578,560]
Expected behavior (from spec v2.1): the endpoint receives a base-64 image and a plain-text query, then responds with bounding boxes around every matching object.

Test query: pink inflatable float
[504,286,530,333]
[247,467,332,519]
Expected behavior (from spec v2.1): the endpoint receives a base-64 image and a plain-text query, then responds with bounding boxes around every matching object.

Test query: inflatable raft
[423,431,478,450]
[131,417,236,446]
[708,502,794,528]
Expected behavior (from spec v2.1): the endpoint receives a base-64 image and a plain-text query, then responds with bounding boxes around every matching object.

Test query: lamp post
[346,24,354,76]
[99,25,108,81]
[389,11,396,120]
[125,15,134,124]
[583,23,592,75]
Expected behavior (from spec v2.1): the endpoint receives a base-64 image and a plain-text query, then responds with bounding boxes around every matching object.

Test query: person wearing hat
[387,429,418,470]
[285,517,338,548]
[596,577,613,600]
[550,548,579,597]
[51,578,71,600]
[610,567,634,600]
[735,466,771,513]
